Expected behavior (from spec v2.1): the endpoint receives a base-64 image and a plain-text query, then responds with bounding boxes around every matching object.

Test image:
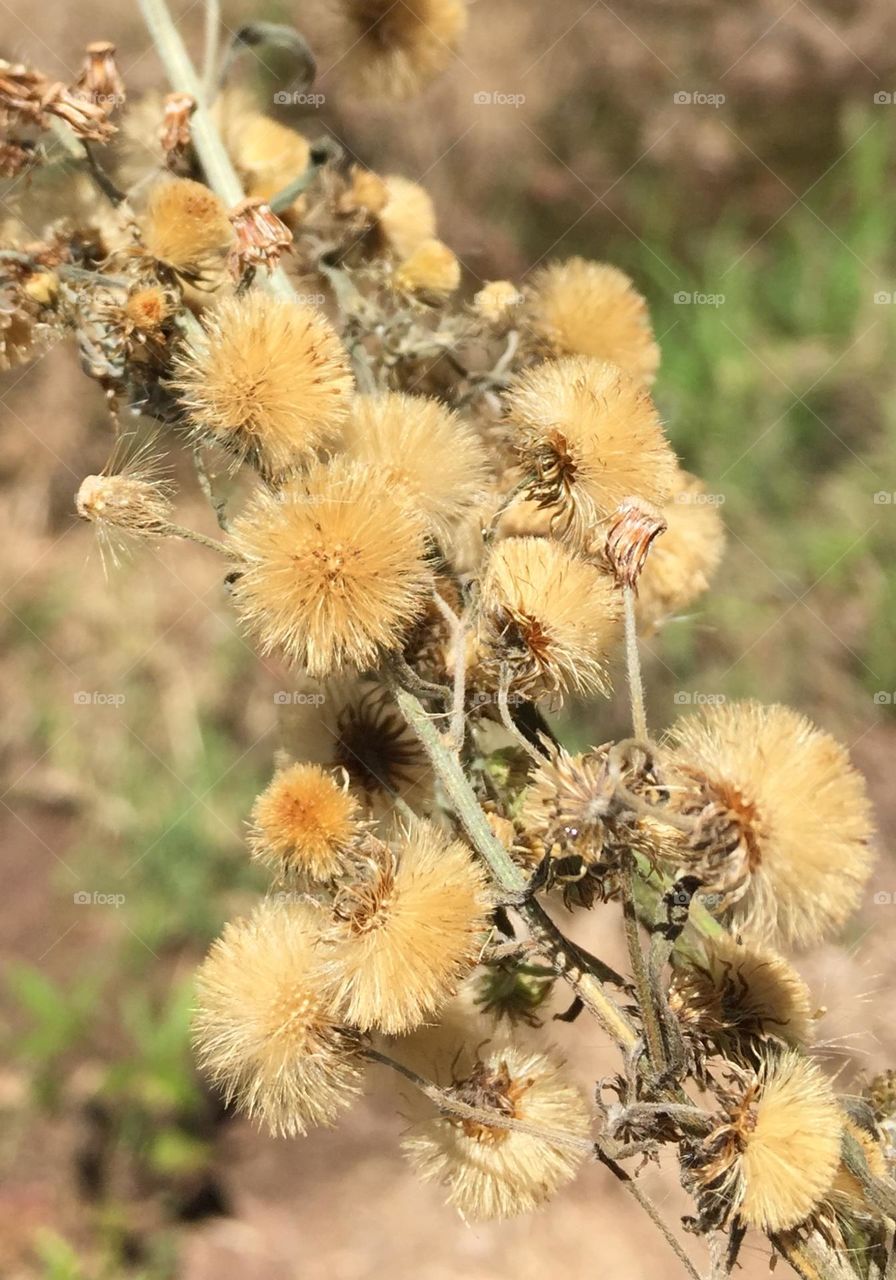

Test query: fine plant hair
[4,4,894,1278]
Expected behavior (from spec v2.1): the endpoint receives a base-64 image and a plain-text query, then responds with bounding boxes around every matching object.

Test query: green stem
[621,854,666,1071]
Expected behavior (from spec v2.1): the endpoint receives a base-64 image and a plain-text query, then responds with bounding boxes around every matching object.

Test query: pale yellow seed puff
[662,700,875,948]
[473,280,523,327]
[173,292,353,477]
[338,166,390,217]
[227,458,433,679]
[637,468,726,631]
[341,391,488,544]
[328,822,491,1034]
[393,238,461,295]
[523,257,660,386]
[249,763,361,882]
[337,0,467,101]
[479,536,623,701]
[141,177,233,277]
[402,1045,591,1221]
[378,175,437,259]
[193,900,363,1137]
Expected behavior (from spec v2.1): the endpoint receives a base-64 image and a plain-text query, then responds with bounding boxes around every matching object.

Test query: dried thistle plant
[8,3,892,1277]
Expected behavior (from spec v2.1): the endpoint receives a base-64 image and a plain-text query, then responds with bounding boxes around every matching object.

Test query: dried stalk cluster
[4,3,893,1277]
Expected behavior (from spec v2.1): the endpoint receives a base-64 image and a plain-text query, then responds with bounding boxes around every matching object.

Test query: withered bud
[76,472,172,540]
[160,92,196,162]
[42,82,116,142]
[228,198,293,280]
[0,60,48,127]
[604,496,667,590]
[76,42,125,111]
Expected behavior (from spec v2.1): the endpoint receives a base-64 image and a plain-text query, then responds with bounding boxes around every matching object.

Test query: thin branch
[202,0,221,104]
[431,589,467,753]
[623,584,648,742]
[620,853,666,1072]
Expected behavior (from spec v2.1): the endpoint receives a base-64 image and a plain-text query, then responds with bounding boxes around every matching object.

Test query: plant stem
[620,854,666,1071]
[202,0,221,103]
[161,521,234,556]
[623,584,648,741]
[391,683,638,1047]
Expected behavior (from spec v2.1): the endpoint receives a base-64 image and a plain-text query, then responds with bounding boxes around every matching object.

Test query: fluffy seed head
[227,457,433,678]
[523,258,660,386]
[473,280,523,327]
[342,392,488,543]
[663,701,875,948]
[173,292,353,477]
[378,175,437,258]
[670,933,816,1051]
[141,178,233,277]
[193,901,362,1136]
[249,763,361,882]
[339,0,467,100]
[76,443,173,566]
[692,1052,842,1232]
[230,115,311,204]
[505,356,677,546]
[479,537,623,700]
[124,285,171,334]
[394,238,461,295]
[637,469,726,630]
[402,1046,591,1220]
[329,823,490,1034]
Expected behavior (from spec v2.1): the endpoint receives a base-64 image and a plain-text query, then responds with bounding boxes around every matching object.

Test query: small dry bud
[0,60,47,128]
[76,42,125,112]
[42,81,116,142]
[76,472,172,539]
[473,280,522,327]
[160,91,196,161]
[604,496,667,589]
[228,197,293,279]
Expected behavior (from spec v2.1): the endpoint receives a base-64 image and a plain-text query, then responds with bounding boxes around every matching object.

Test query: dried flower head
[227,457,432,678]
[831,1113,889,1212]
[402,1046,591,1220]
[378,175,437,258]
[662,701,875,948]
[342,392,488,543]
[329,823,490,1034]
[227,113,311,205]
[332,682,432,807]
[123,285,171,336]
[159,91,195,161]
[43,81,117,141]
[637,469,726,631]
[228,198,293,279]
[505,356,677,545]
[76,41,125,111]
[689,1052,842,1232]
[249,763,361,882]
[141,178,233,278]
[523,258,660,386]
[604,496,667,590]
[338,0,467,100]
[338,166,390,217]
[75,443,173,566]
[669,933,816,1051]
[193,900,362,1137]
[473,280,523,328]
[173,292,353,476]
[479,537,623,700]
[394,238,461,295]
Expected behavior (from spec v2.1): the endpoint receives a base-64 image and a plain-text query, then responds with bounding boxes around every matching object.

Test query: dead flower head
[249,763,362,883]
[338,0,468,100]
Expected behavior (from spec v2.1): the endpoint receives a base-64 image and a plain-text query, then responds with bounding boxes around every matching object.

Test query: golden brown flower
[193,900,362,1136]
[249,763,361,882]
[329,823,491,1034]
[341,392,488,544]
[378,175,437,258]
[338,0,467,100]
[402,1046,591,1220]
[637,469,726,631]
[479,537,623,700]
[505,356,677,545]
[140,178,233,278]
[662,701,875,948]
[173,292,353,476]
[394,239,461,295]
[227,458,433,678]
[472,280,523,327]
[523,258,660,386]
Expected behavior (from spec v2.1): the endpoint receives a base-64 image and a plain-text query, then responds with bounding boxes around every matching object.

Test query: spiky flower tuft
[662,700,875,948]
[227,457,433,678]
[479,537,623,700]
[402,1046,591,1220]
[394,239,461,295]
[141,177,233,277]
[249,763,361,882]
[342,392,488,543]
[329,823,491,1034]
[505,356,677,545]
[174,293,353,477]
[193,901,362,1137]
[523,258,660,386]
[338,0,467,100]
